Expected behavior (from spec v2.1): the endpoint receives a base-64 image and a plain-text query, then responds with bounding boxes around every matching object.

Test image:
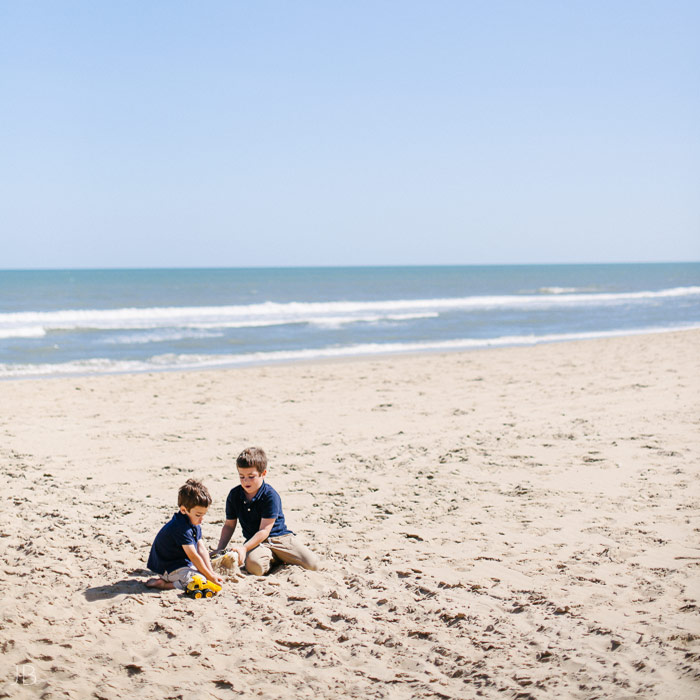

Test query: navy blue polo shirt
[147,511,201,574]
[225,482,292,541]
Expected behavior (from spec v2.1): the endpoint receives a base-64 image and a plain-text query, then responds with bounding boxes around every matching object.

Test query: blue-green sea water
[1,263,699,378]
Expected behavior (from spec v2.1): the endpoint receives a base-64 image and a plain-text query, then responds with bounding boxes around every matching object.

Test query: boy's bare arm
[182,543,222,585]
[235,517,275,564]
[217,519,237,551]
[196,539,215,570]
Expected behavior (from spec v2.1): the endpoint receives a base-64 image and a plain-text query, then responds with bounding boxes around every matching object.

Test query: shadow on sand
[84,563,286,600]
[84,569,153,601]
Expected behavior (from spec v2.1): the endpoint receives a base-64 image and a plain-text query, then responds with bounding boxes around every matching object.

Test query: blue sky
[1,1,698,268]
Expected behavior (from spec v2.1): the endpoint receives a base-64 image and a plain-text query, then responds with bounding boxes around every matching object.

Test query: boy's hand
[233,546,247,566]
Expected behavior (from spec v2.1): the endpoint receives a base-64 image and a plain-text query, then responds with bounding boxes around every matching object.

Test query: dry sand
[1,330,699,699]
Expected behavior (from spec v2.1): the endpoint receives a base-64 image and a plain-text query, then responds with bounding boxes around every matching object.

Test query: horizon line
[2,260,699,273]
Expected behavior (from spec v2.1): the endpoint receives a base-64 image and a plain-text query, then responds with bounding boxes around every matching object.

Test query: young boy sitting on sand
[146,479,223,590]
[216,447,319,576]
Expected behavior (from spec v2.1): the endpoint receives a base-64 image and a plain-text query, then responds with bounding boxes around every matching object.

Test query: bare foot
[145,577,174,590]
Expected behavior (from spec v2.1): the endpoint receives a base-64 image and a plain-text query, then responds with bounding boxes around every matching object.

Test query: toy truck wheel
[194,591,202,599]
[205,590,213,598]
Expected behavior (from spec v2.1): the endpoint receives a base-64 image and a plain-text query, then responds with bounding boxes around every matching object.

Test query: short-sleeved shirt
[225,482,292,541]
[147,511,201,574]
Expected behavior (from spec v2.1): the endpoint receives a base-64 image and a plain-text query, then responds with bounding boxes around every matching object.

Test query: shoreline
[3,322,700,383]
[2,328,699,699]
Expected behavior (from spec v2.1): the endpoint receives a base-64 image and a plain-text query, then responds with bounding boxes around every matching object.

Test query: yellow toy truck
[185,574,222,599]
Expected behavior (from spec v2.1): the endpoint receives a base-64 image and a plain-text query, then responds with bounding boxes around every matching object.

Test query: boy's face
[237,466,266,497]
[180,505,208,526]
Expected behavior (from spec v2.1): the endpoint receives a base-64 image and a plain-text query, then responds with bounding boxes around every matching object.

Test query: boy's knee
[245,559,267,576]
[303,554,320,571]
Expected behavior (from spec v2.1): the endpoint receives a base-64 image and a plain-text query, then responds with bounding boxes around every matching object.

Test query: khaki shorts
[245,534,319,576]
[158,566,197,590]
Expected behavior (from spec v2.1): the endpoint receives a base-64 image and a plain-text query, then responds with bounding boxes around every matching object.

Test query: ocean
[1,263,699,379]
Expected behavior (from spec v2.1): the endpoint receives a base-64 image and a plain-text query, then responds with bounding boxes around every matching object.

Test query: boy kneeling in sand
[146,479,223,590]
[216,447,319,575]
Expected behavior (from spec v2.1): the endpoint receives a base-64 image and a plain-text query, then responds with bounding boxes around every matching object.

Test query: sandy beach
[1,329,699,699]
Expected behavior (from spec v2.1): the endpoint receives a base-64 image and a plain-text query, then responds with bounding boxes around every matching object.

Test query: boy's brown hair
[178,479,212,510]
[236,446,268,475]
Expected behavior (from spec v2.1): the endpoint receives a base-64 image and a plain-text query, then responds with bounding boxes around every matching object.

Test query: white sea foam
[1,286,698,336]
[3,323,698,379]
[100,329,224,345]
[307,312,440,328]
[537,287,594,294]
[0,326,46,339]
